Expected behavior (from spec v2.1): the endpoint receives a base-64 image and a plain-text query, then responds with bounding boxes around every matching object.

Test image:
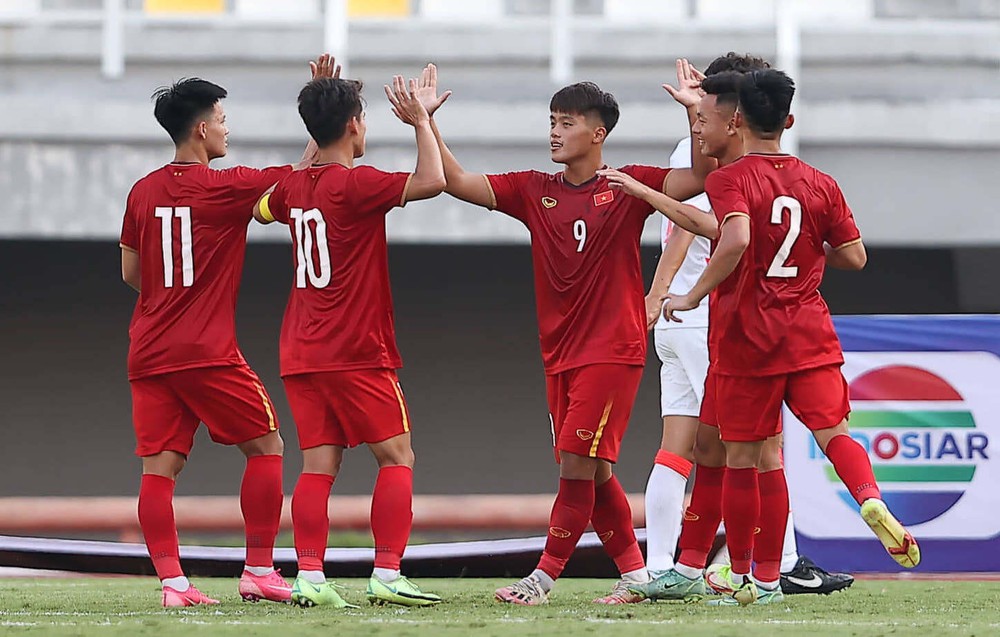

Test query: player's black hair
[738,69,796,138]
[700,71,742,111]
[549,82,620,134]
[297,78,365,148]
[704,52,770,77]
[152,78,228,145]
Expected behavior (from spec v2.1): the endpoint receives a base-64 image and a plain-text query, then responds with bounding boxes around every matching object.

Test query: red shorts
[283,369,411,449]
[130,363,279,457]
[699,367,718,427]
[545,363,643,464]
[716,364,850,442]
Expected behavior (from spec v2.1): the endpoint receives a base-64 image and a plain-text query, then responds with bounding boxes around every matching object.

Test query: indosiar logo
[809,364,990,526]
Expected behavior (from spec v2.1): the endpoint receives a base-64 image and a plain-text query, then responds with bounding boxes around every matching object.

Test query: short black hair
[152,78,227,145]
[705,52,770,77]
[549,82,620,134]
[738,69,796,137]
[700,71,742,111]
[297,78,365,148]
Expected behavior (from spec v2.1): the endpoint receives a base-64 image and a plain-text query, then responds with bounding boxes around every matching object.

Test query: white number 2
[573,219,587,253]
[766,196,802,278]
[290,208,332,289]
[154,206,193,288]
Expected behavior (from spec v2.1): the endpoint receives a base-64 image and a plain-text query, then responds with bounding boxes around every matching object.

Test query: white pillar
[324,0,349,78]
[101,0,124,80]
[550,0,573,85]
[775,0,800,156]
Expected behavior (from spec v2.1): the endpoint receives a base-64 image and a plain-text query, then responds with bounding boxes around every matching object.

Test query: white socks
[674,563,702,580]
[644,462,689,573]
[373,567,400,583]
[161,575,190,591]
[530,569,555,593]
[299,570,326,585]
[622,568,650,584]
[244,566,274,577]
[780,509,799,573]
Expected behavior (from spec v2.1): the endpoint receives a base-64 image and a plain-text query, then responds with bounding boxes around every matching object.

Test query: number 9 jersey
[261,163,411,376]
[120,163,292,380]
[705,153,862,377]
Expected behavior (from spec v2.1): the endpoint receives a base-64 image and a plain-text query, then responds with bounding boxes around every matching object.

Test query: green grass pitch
[1,578,999,636]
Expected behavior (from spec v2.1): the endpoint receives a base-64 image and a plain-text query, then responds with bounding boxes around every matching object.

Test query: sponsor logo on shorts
[549,526,572,539]
[753,527,761,535]
[598,530,614,542]
[541,196,558,209]
[683,509,699,522]
[576,429,594,441]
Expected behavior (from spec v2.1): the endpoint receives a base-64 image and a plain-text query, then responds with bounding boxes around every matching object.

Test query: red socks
[371,465,413,570]
[722,467,759,576]
[754,468,789,582]
[676,464,725,570]
[292,473,335,572]
[592,476,644,575]
[138,474,183,580]
[537,478,596,580]
[241,454,283,568]
[825,434,881,504]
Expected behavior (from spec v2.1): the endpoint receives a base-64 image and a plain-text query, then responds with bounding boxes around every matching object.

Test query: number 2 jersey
[261,163,411,376]
[705,153,862,377]
[486,166,671,374]
[120,163,291,380]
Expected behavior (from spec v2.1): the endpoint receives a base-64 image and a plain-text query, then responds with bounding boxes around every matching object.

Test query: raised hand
[310,53,342,80]
[384,75,430,127]
[663,58,704,108]
[598,168,651,199]
[664,293,698,323]
[413,63,452,117]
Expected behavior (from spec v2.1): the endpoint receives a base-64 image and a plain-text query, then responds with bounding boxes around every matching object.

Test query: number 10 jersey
[263,163,411,377]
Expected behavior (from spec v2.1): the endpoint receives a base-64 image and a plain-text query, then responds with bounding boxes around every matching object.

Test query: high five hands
[310,53,342,81]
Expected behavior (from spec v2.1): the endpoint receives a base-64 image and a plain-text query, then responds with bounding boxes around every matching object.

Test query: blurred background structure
[0,1,998,539]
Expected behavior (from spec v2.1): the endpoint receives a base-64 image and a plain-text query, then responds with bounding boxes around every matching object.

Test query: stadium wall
[1,239,995,499]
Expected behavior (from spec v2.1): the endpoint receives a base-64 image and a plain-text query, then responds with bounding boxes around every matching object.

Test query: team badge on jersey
[594,190,614,206]
[541,196,558,209]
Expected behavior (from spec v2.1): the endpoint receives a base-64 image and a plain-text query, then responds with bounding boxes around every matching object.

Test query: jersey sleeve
[621,165,672,194]
[823,181,862,248]
[705,169,749,227]
[222,165,295,221]
[485,171,537,224]
[120,185,139,250]
[345,165,412,218]
[262,178,291,225]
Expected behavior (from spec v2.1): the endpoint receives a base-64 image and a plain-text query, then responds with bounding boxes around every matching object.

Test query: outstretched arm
[664,215,749,323]
[662,59,718,200]
[385,74,446,202]
[598,168,719,239]
[411,64,494,208]
[645,226,695,329]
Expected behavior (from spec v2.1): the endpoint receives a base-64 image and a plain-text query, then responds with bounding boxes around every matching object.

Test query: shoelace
[508,578,543,600]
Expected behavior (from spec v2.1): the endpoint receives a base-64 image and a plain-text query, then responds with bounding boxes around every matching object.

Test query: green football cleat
[366,575,441,607]
[708,582,784,606]
[626,568,708,602]
[291,576,358,609]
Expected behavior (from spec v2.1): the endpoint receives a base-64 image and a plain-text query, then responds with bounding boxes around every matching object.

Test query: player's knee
[371,436,414,468]
[142,451,187,479]
[239,431,284,457]
[558,451,599,480]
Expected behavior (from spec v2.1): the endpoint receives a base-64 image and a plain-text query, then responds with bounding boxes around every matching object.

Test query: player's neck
[172,145,210,166]
[719,142,745,167]
[743,136,785,156]
[313,144,354,168]
[562,154,603,186]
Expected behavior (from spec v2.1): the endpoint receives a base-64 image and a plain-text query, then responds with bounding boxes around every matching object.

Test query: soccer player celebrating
[630,54,853,598]
[253,72,445,608]
[413,63,713,605]
[635,69,920,606]
[120,55,336,607]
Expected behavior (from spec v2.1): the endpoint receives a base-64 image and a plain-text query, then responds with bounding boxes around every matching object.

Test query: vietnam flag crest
[594,190,614,206]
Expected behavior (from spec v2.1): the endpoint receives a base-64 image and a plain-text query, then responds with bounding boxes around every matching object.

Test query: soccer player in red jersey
[253,72,445,607]
[413,64,713,605]
[120,56,334,608]
[656,69,920,605]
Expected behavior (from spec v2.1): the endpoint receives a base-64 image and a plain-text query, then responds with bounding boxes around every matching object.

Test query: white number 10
[290,208,332,289]
[573,219,587,253]
[767,196,802,278]
[155,206,193,288]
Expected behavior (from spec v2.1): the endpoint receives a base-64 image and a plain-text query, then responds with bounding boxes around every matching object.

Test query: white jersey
[655,137,711,330]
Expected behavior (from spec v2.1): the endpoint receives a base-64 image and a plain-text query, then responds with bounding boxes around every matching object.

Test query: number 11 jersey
[120,163,291,380]
[262,163,411,377]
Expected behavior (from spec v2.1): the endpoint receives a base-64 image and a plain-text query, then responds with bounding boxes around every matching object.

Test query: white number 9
[573,219,587,253]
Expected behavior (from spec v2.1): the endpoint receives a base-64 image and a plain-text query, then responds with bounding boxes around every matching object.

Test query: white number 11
[154,206,193,288]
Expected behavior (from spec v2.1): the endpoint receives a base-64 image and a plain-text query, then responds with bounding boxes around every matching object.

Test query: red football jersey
[706,153,861,376]
[120,163,291,379]
[486,165,671,374]
[264,163,411,376]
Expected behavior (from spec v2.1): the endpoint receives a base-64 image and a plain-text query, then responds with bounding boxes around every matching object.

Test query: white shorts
[654,327,709,418]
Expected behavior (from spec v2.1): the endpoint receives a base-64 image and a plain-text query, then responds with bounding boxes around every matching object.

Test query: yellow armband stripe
[258,194,275,223]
